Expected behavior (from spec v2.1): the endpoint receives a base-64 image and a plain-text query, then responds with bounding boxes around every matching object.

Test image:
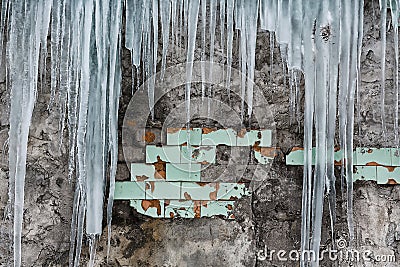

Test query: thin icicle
[380,0,387,141]
[226,0,234,100]
[390,0,399,148]
[160,0,171,79]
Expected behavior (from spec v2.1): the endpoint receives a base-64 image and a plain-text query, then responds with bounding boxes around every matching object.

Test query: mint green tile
[376,166,400,184]
[391,148,400,166]
[202,129,237,146]
[353,166,377,182]
[181,146,216,164]
[254,149,274,164]
[131,163,164,181]
[354,148,392,166]
[166,163,201,181]
[166,128,202,146]
[145,181,181,199]
[145,145,181,163]
[236,129,272,147]
[216,183,251,200]
[286,148,317,165]
[114,182,146,200]
[201,201,235,219]
[180,182,218,200]
[164,200,196,218]
[130,200,165,217]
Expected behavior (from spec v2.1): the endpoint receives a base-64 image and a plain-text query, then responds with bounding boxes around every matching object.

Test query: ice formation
[0,0,395,266]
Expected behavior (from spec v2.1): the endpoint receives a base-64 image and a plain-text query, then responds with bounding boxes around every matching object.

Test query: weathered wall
[0,1,399,266]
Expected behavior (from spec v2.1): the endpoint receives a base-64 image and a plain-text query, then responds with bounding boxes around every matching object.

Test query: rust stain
[227,204,233,210]
[154,170,166,179]
[169,212,175,218]
[202,127,217,134]
[384,166,396,172]
[164,200,170,205]
[387,179,398,185]
[260,147,281,157]
[209,183,220,200]
[136,175,149,182]
[143,131,156,143]
[334,146,341,152]
[153,158,166,179]
[334,160,342,166]
[193,201,203,218]
[167,128,184,134]
[196,182,208,186]
[229,214,235,219]
[367,149,373,153]
[237,129,247,138]
[229,196,238,200]
[183,192,192,200]
[291,147,304,152]
[146,181,155,193]
[141,200,162,216]
[366,162,383,166]
[200,160,209,165]
[253,141,261,152]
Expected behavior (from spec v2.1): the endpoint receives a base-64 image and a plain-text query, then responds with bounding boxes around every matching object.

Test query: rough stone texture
[0,1,399,266]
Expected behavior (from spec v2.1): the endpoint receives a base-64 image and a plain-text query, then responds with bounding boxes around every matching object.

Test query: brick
[130,200,165,217]
[180,182,219,200]
[145,181,181,199]
[354,148,391,166]
[133,128,163,145]
[166,128,202,146]
[166,163,201,181]
[353,166,377,182]
[114,182,146,200]
[236,129,272,147]
[131,163,165,181]
[201,201,235,219]
[145,145,181,163]
[164,200,197,218]
[216,183,250,200]
[229,146,252,165]
[201,128,237,146]
[181,146,216,164]
[200,164,257,182]
[376,166,400,184]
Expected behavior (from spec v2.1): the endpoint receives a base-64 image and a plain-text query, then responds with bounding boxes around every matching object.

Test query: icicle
[185,0,200,130]
[200,0,206,100]
[380,0,388,140]
[160,0,171,79]
[208,0,217,115]
[226,0,234,99]
[219,0,226,64]
[390,0,399,148]
[50,0,61,109]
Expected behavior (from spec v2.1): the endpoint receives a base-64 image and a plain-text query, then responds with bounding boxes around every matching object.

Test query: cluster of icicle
[2,0,396,266]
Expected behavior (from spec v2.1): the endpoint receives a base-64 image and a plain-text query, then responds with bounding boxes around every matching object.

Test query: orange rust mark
[146,181,155,192]
[253,141,261,152]
[387,179,398,185]
[164,200,170,205]
[229,214,235,219]
[193,201,203,218]
[167,128,184,134]
[229,196,238,200]
[178,207,186,210]
[183,192,192,200]
[143,131,156,143]
[169,212,175,218]
[200,160,209,165]
[384,166,396,172]
[237,129,247,138]
[366,162,383,166]
[260,147,281,157]
[141,200,162,216]
[367,149,373,153]
[136,175,149,182]
[209,183,220,200]
[334,147,341,152]
[154,170,166,179]
[227,204,233,210]
[153,158,166,179]
[202,127,217,134]
[196,182,208,186]
[291,147,304,152]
